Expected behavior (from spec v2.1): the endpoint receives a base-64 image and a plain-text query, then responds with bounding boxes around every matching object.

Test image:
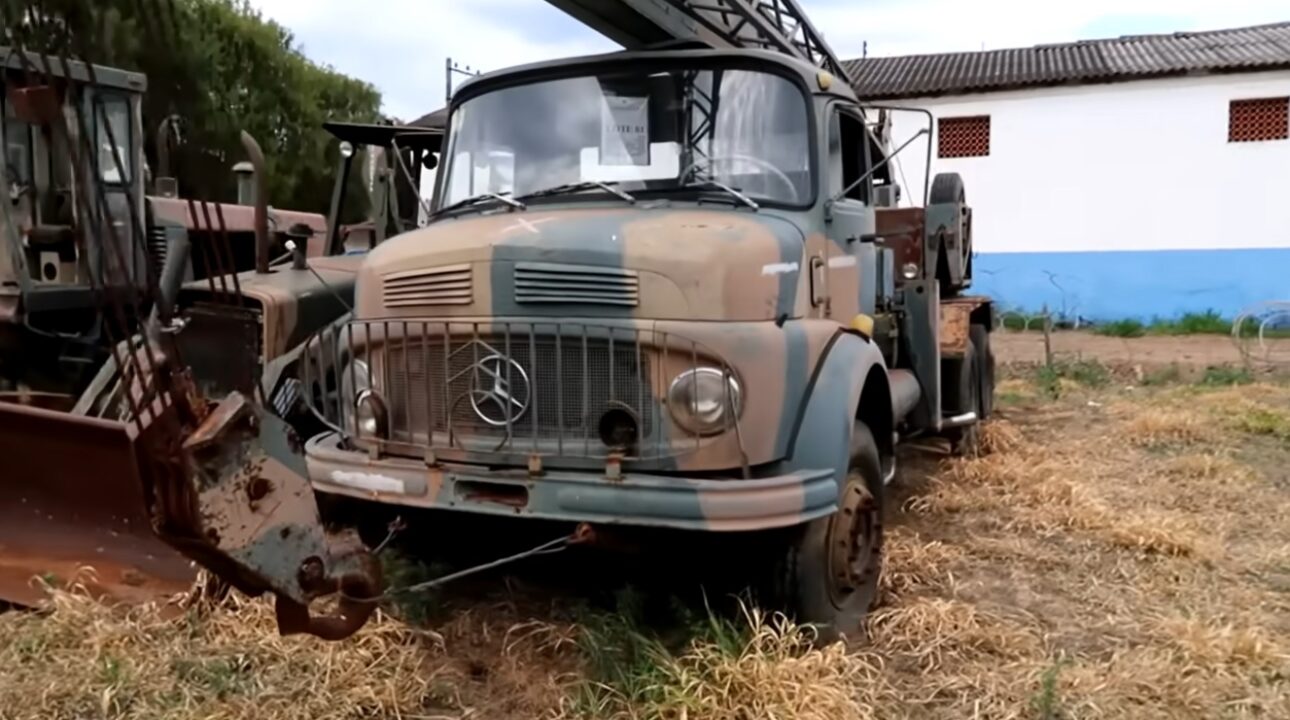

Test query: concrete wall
[886,70,1290,321]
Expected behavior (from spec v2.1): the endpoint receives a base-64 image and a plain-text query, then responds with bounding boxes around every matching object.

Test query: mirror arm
[830,127,929,205]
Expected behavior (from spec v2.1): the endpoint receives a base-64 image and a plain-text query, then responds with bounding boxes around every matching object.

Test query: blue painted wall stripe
[973,248,1290,321]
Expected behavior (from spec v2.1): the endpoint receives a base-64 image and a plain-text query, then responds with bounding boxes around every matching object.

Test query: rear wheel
[971,324,995,421]
[769,422,883,644]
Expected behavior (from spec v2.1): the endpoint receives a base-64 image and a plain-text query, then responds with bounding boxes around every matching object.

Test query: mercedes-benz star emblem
[468,353,531,426]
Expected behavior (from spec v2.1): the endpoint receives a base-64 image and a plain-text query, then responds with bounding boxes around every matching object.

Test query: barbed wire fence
[1233,301,1290,371]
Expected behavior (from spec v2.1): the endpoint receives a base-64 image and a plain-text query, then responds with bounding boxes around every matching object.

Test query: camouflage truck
[294,45,994,639]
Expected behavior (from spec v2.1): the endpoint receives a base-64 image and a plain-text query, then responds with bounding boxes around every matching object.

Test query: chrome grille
[383,334,653,442]
[301,319,741,463]
[514,262,638,306]
[382,264,472,308]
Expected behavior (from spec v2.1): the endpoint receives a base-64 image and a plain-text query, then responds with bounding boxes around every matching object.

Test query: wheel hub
[827,475,878,604]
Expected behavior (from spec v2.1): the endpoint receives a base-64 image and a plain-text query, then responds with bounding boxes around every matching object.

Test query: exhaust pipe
[889,368,921,423]
[239,131,269,274]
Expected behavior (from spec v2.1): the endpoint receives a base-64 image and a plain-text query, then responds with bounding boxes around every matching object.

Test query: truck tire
[971,324,995,420]
[942,334,981,455]
[772,422,883,644]
[929,172,966,205]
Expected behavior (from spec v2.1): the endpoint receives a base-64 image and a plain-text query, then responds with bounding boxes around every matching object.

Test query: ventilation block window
[937,115,990,158]
[1228,97,1288,143]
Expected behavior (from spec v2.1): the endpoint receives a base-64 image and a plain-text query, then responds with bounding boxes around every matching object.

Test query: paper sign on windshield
[600,96,649,166]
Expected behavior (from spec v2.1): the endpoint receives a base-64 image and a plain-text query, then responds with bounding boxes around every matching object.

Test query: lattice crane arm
[545,0,855,85]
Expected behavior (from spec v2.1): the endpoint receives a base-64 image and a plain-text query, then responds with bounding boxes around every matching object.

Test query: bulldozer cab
[2,48,147,339]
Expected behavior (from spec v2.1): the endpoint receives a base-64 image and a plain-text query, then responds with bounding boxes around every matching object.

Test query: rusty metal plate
[0,402,195,607]
[939,302,972,358]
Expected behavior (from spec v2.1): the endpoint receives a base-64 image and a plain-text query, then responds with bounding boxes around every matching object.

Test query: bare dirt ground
[1,336,1288,719]
[994,328,1289,370]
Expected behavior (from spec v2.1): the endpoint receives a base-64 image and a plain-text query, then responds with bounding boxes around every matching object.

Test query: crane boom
[546,0,854,85]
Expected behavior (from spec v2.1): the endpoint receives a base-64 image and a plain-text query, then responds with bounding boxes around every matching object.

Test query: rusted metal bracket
[175,391,382,639]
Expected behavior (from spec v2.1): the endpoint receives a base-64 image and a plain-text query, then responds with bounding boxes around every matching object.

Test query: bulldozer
[0,45,444,635]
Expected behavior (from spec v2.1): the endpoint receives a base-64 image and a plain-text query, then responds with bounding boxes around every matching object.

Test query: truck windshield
[437,65,812,209]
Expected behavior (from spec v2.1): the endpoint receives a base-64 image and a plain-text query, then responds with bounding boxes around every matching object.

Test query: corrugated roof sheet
[843,21,1290,99]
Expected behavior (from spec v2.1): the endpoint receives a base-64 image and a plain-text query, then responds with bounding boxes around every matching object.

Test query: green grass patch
[1031,659,1067,720]
[1199,365,1253,387]
[378,550,451,626]
[1036,358,1111,398]
[1142,364,1183,386]
[568,590,749,718]
[171,656,253,700]
[1094,319,1147,338]
[1233,407,1290,442]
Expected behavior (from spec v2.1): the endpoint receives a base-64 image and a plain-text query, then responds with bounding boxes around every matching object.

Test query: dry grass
[1122,407,1218,448]
[3,377,1289,719]
[566,606,890,720]
[0,574,432,720]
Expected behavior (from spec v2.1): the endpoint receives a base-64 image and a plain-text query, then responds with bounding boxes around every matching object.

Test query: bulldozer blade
[0,401,195,607]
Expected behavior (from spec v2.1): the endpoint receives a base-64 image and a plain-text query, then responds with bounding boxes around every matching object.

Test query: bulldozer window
[2,93,34,190]
[91,93,132,184]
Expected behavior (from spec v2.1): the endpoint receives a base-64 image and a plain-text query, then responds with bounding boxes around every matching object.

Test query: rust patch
[939,302,972,357]
[876,207,926,284]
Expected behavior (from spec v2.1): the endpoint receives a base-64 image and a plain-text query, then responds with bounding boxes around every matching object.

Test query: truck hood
[355,207,805,321]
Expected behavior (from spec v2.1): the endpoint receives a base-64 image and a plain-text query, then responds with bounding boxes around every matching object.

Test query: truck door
[823,105,879,323]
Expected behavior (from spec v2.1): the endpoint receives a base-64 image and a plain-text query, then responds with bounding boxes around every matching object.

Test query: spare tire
[929,172,966,205]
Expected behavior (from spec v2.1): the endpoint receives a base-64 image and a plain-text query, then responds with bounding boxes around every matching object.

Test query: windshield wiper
[516,180,636,204]
[679,179,759,210]
[438,191,525,215]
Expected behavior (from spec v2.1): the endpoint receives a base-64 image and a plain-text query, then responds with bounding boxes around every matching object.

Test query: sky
[248,0,1290,122]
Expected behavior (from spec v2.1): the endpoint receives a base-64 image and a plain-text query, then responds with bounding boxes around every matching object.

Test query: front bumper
[305,433,837,532]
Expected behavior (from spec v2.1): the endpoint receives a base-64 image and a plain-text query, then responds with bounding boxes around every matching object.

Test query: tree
[2,0,382,220]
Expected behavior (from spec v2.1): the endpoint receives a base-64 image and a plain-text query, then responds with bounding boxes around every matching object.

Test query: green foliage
[5,0,382,219]
[1149,311,1231,335]
[1199,365,1253,387]
[1095,319,1146,338]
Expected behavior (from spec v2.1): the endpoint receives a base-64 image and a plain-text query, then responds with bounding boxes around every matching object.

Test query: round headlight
[354,389,389,439]
[341,358,371,407]
[668,367,742,435]
[901,262,920,280]
[339,141,355,159]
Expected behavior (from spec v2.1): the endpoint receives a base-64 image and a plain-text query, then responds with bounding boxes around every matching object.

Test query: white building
[845,22,1290,322]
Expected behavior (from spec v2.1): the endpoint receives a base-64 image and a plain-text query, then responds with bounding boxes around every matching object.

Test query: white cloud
[249,0,614,121]
[250,0,1289,119]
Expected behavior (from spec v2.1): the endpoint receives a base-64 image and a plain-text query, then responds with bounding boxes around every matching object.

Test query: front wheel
[769,422,884,644]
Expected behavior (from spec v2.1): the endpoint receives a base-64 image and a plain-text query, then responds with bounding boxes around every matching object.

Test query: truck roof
[1,46,146,93]
[450,46,860,105]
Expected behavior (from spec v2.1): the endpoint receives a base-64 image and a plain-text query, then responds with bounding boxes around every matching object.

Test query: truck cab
[300,48,993,639]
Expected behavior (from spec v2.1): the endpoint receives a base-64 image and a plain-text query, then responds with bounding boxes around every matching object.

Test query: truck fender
[783,331,890,489]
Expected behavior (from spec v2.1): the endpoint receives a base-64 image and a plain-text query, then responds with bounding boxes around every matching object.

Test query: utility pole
[445,58,481,102]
